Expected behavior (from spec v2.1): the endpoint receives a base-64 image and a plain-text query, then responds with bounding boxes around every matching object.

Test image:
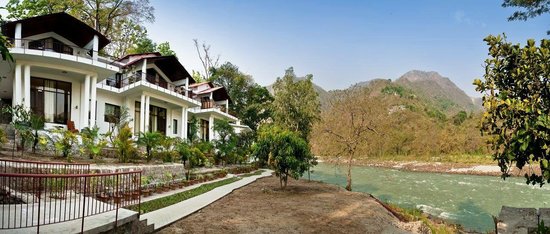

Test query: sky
[2,1,549,97]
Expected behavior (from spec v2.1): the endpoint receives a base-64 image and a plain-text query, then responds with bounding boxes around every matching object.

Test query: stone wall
[497,206,550,234]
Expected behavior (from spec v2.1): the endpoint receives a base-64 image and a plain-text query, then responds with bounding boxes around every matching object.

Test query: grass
[384,202,462,234]
[128,177,241,214]
[238,169,264,178]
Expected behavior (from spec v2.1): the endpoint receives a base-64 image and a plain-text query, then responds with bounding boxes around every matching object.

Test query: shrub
[52,129,78,162]
[113,124,137,163]
[81,126,107,159]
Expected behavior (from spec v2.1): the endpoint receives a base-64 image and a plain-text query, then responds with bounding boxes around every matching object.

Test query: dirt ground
[159,175,423,234]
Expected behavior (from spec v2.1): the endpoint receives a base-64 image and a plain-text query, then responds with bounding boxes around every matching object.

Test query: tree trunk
[345,153,353,191]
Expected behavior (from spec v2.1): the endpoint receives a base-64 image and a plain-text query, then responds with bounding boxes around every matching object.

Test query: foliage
[311,82,489,161]
[127,36,156,54]
[212,119,237,165]
[157,135,177,162]
[252,129,313,189]
[30,114,44,153]
[452,110,468,126]
[195,140,214,165]
[4,0,155,57]
[136,131,162,161]
[0,32,14,62]
[113,123,137,163]
[2,104,33,155]
[176,140,203,179]
[156,41,176,57]
[107,106,132,143]
[474,35,550,186]
[187,115,200,143]
[81,126,107,159]
[502,0,550,34]
[52,129,77,161]
[321,88,384,191]
[272,67,320,140]
[537,220,550,234]
[210,62,274,132]
[128,177,240,214]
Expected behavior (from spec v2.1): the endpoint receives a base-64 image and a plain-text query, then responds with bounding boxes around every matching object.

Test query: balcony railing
[104,73,190,97]
[7,38,120,66]
[201,100,227,113]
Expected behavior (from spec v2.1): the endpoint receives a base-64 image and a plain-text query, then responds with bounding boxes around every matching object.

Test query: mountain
[394,70,481,114]
[266,70,482,114]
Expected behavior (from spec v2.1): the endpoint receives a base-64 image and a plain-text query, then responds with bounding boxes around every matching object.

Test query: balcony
[104,73,190,97]
[201,99,228,113]
[6,38,120,72]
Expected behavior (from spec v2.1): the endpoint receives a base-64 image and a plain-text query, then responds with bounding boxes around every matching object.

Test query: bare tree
[193,39,220,80]
[322,88,384,191]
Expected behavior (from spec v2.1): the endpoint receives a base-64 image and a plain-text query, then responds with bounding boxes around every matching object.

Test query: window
[104,103,121,123]
[30,77,71,124]
[173,119,178,135]
[149,105,167,134]
[135,101,141,135]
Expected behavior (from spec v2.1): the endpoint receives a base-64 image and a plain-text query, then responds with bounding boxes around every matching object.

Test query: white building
[0,13,248,141]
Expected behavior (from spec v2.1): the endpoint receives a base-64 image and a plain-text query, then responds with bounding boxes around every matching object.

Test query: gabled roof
[120,54,195,83]
[1,12,110,50]
[195,85,231,103]
[188,81,214,88]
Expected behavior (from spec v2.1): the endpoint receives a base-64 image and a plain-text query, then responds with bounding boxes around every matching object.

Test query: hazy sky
[2,1,549,96]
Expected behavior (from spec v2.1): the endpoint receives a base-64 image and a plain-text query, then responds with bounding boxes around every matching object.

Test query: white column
[208,116,214,142]
[139,94,146,133]
[13,63,22,107]
[23,65,30,109]
[185,78,189,97]
[181,107,187,139]
[141,59,147,81]
[81,75,90,129]
[14,23,22,48]
[89,76,97,127]
[225,100,229,113]
[144,95,150,132]
[92,35,99,61]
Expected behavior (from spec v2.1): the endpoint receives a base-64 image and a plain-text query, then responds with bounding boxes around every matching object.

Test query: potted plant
[141,176,152,197]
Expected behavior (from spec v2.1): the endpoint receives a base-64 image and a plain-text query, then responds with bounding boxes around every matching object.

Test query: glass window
[173,119,178,135]
[30,77,71,124]
[104,103,121,123]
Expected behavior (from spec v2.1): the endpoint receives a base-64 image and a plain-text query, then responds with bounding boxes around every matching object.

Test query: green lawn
[128,177,241,214]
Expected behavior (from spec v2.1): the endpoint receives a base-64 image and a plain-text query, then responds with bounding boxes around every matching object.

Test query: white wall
[95,90,123,134]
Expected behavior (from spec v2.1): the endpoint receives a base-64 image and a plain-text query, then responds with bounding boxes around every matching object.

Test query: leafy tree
[156,41,176,57]
[272,67,320,140]
[0,32,14,62]
[502,0,550,34]
[213,119,237,165]
[2,104,32,156]
[321,88,383,191]
[210,63,274,131]
[176,140,206,180]
[252,128,312,189]
[127,36,156,54]
[136,131,162,161]
[474,35,550,186]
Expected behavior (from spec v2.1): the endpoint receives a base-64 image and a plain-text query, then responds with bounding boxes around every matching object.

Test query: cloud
[453,10,485,28]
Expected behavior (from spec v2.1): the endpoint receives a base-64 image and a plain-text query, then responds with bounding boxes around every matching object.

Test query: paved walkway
[141,170,273,231]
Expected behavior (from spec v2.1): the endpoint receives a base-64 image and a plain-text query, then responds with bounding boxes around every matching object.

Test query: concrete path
[141,170,272,231]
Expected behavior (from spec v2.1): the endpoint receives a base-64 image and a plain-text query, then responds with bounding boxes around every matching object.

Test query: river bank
[318,157,540,177]
[159,175,458,233]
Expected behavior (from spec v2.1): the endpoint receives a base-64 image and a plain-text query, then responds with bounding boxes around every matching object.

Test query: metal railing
[0,159,90,174]
[105,73,190,97]
[0,171,141,232]
[6,38,121,68]
[201,100,228,113]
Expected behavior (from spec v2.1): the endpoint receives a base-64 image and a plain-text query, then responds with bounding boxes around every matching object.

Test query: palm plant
[137,131,162,161]
[81,126,107,159]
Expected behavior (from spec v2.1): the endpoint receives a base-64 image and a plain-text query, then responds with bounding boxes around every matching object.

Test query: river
[308,163,550,232]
